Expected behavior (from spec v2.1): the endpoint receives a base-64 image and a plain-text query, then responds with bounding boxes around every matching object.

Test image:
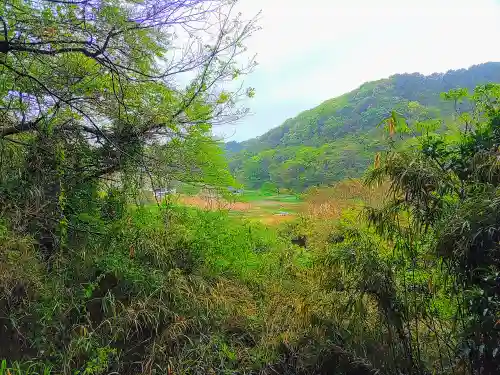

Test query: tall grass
[0,204,323,374]
[1,181,461,374]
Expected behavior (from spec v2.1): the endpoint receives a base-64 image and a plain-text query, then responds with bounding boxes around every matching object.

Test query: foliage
[364,83,500,374]
[0,0,257,259]
[3,76,500,374]
[2,2,500,373]
[0,200,360,375]
[228,62,500,190]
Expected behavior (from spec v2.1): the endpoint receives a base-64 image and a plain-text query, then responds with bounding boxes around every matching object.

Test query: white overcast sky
[217,0,500,141]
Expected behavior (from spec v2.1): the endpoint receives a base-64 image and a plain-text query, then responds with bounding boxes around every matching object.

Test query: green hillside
[228,62,500,190]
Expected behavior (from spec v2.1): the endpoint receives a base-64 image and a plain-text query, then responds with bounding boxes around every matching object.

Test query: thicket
[1,1,499,374]
[2,84,500,374]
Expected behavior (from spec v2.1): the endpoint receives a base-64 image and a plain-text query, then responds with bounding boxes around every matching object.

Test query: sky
[216,0,500,142]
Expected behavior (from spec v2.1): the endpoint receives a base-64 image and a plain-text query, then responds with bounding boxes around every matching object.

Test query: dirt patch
[178,195,304,226]
[179,196,253,211]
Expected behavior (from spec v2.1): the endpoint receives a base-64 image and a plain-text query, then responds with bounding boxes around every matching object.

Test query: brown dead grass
[305,179,389,220]
[299,179,390,250]
[178,195,303,226]
[179,196,252,211]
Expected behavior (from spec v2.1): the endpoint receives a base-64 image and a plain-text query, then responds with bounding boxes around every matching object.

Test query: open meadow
[176,190,305,226]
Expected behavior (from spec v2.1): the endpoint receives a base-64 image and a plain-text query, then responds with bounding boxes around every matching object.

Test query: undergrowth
[0,202,338,375]
[0,194,462,375]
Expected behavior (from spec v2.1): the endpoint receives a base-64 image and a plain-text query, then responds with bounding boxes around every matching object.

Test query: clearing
[178,191,304,225]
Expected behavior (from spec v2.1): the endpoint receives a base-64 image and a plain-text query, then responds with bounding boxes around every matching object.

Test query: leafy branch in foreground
[365,84,500,375]
[0,0,258,253]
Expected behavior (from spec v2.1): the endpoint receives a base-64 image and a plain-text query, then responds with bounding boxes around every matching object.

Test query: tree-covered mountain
[228,62,500,190]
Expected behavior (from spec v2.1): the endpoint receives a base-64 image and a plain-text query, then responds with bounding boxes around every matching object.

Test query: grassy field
[174,189,305,225]
[143,182,387,227]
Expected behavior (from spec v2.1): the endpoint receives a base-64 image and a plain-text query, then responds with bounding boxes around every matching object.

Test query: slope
[227,62,500,190]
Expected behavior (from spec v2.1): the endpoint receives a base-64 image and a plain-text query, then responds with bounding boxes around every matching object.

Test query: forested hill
[227,62,500,190]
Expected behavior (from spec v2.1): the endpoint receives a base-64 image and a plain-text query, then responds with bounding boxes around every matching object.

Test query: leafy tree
[261,180,278,194]
[0,0,257,249]
[366,84,500,375]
